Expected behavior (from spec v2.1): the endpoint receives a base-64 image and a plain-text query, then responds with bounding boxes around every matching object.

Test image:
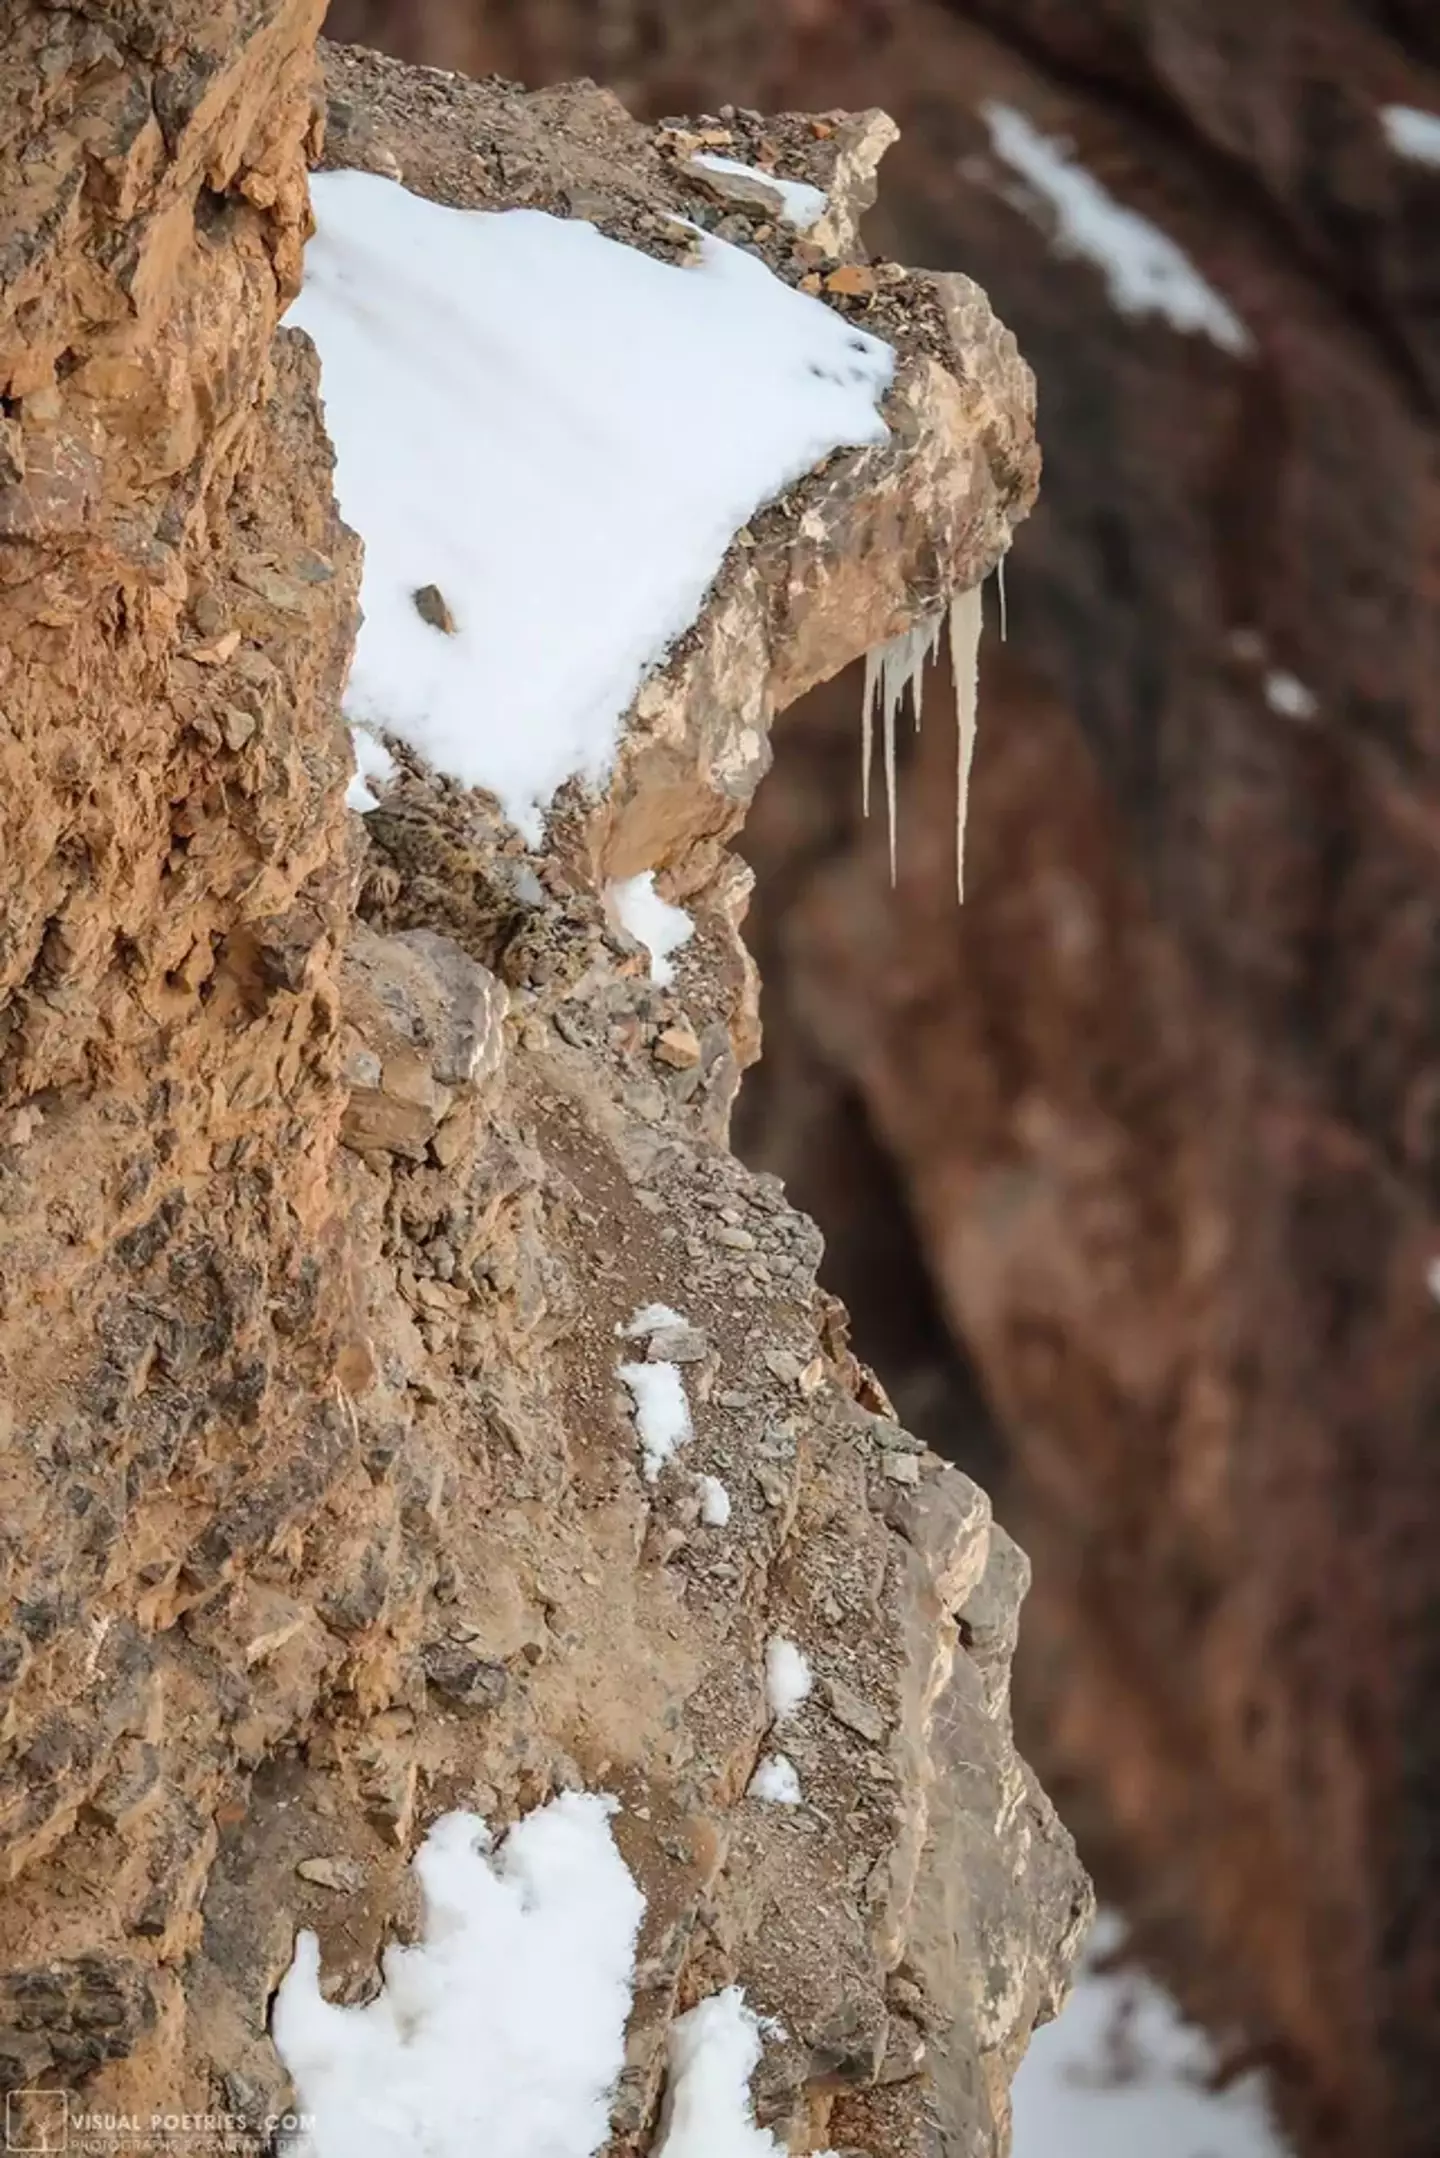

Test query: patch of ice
[618,1359,694,1481]
[1011,1909,1290,2158]
[1264,670,1317,721]
[764,1637,813,1722]
[748,1754,802,1806]
[979,102,1253,356]
[690,152,829,231]
[1381,105,1440,168]
[290,170,893,842]
[698,1475,732,1527]
[346,727,396,813]
[610,872,694,987]
[271,1795,644,2158]
[658,1988,837,2158]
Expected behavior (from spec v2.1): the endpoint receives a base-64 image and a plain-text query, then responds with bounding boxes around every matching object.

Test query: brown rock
[825,263,879,297]
[296,1856,366,1892]
[683,153,788,220]
[654,1021,702,1069]
[412,582,457,633]
[0,14,1080,2155]
[823,1675,888,1745]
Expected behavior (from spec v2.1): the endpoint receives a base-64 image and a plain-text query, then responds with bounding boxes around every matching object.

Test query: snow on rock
[1010,1909,1291,2158]
[1381,105,1440,167]
[980,102,1252,357]
[622,1300,689,1338]
[610,872,695,986]
[290,170,894,842]
[698,1474,732,1527]
[748,1754,802,1806]
[690,152,828,231]
[346,726,397,813]
[657,1988,836,2158]
[1264,670,1318,721]
[619,1358,694,1480]
[764,1637,813,1722]
[271,1794,645,2158]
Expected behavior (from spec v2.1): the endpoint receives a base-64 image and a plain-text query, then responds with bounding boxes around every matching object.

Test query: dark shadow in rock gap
[733,660,1008,1495]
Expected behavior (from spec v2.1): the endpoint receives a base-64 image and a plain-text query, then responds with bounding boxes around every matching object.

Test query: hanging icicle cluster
[859,561,998,902]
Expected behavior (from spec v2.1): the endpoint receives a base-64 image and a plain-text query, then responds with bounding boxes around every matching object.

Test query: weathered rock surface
[0,8,1083,2152]
[324,4,1440,2155]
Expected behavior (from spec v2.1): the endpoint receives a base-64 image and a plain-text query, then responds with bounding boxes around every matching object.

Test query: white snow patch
[1264,670,1318,721]
[657,1988,836,2158]
[271,1794,644,2158]
[290,170,893,842]
[610,872,695,987]
[698,1475,732,1527]
[1011,1909,1290,2158]
[690,152,829,231]
[764,1637,813,1722]
[980,102,1252,356]
[748,1754,802,1806]
[346,727,396,813]
[619,1359,694,1480]
[623,1301,689,1338]
[1381,105,1440,167]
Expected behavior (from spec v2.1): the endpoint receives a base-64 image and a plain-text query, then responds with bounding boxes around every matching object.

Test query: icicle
[949,584,983,903]
[912,612,944,733]
[996,552,1008,644]
[861,645,878,818]
[855,607,955,890]
[882,638,900,885]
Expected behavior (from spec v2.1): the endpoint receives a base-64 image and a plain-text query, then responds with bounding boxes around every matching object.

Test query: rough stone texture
[0,11,1084,2153]
[322,5,1440,2156]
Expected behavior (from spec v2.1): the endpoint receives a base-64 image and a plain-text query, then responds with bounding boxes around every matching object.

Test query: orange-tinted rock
[324,0,1440,2151]
[1,6,1082,2145]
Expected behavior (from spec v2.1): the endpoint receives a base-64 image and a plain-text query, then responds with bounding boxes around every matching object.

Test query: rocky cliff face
[0,6,1083,2150]
[321,6,1440,2157]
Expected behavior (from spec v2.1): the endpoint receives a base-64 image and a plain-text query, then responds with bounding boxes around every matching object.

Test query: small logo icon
[5,2089,67,2153]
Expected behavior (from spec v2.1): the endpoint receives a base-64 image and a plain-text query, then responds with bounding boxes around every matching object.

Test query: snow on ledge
[609,872,694,986]
[748,1753,802,1806]
[1381,105,1440,168]
[691,151,829,231]
[346,725,396,812]
[271,1796,644,2158]
[290,171,894,843]
[658,1988,837,2157]
[622,1300,690,1338]
[619,1357,694,1480]
[979,101,1253,357]
[765,1636,813,1722]
[272,1795,828,2158]
[698,1473,732,1526]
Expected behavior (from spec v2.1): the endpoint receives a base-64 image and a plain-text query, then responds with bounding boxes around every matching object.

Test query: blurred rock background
[324,7,1440,2154]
